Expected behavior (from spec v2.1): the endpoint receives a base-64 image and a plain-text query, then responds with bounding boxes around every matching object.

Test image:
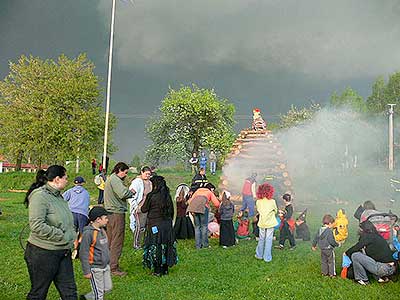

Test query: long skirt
[219,219,235,247]
[174,216,195,239]
[143,219,178,273]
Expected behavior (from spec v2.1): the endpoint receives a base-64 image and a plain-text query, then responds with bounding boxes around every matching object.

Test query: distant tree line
[279,71,400,129]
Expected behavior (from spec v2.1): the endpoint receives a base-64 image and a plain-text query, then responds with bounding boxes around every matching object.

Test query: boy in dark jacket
[80,206,113,300]
[312,214,339,277]
[277,194,296,250]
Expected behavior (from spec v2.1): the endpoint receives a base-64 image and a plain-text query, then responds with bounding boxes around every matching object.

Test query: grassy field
[0,169,399,300]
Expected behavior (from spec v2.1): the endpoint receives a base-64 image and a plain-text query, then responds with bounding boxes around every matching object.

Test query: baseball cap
[88,206,112,222]
[74,176,85,184]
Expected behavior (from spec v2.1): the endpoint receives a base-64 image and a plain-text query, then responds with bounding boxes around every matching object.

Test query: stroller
[359,209,399,251]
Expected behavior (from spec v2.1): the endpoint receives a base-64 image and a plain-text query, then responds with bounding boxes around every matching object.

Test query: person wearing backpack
[94,170,107,205]
[79,206,112,300]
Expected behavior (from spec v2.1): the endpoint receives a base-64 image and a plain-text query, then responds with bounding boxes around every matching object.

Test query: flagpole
[102,0,116,171]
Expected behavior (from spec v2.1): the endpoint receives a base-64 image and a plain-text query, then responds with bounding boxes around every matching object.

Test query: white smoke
[223,108,398,213]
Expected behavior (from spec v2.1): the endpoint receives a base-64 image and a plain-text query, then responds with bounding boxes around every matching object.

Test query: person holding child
[276,193,296,250]
[312,214,339,277]
[218,191,235,248]
[79,206,112,300]
[255,182,278,262]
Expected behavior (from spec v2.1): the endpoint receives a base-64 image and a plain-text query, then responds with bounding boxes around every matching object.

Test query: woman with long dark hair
[344,220,398,285]
[24,165,77,299]
[141,175,177,276]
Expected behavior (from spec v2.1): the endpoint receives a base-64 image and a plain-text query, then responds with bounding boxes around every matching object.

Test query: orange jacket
[190,188,220,209]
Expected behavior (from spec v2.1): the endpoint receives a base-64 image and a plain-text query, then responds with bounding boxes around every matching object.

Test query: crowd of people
[22,162,400,300]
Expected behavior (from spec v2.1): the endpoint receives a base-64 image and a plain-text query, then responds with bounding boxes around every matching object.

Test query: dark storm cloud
[99,0,400,80]
[1,1,400,161]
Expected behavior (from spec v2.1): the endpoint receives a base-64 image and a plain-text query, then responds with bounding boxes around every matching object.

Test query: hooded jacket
[62,185,90,217]
[79,224,110,275]
[312,226,339,250]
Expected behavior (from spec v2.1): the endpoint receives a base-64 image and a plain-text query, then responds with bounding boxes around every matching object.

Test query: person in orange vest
[240,173,257,217]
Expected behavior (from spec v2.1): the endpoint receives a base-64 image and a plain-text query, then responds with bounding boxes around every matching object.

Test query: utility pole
[102,0,116,172]
[388,104,396,171]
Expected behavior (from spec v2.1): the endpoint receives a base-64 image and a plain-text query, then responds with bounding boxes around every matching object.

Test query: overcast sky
[1,0,400,161]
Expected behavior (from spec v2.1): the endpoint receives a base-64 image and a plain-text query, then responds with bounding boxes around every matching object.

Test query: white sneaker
[357,280,369,286]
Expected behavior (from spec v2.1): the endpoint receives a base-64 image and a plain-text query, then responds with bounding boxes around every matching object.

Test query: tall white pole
[388,104,396,171]
[102,0,116,171]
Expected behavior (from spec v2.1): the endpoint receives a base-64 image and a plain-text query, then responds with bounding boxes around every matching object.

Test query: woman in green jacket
[24,165,77,300]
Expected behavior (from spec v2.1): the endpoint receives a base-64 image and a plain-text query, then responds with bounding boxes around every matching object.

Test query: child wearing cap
[80,206,113,300]
[63,176,90,234]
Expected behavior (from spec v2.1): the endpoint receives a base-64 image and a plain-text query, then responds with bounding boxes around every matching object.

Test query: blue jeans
[193,207,209,249]
[241,195,255,217]
[256,227,274,262]
[72,212,89,234]
[351,252,396,281]
[210,162,216,174]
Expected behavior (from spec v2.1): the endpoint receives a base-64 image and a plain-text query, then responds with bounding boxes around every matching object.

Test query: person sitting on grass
[234,210,251,241]
[79,206,112,300]
[311,214,339,278]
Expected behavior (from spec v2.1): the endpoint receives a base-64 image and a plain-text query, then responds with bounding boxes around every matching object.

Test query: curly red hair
[256,182,275,199]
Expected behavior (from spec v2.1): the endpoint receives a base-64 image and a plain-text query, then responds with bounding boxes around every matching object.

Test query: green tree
[366,76,386,113]
[145,85,236,165]
[330,87,366,112]
[366,72,400,114]
[130,154,142,171]
[0,54,116,168]
[279,103,321,129]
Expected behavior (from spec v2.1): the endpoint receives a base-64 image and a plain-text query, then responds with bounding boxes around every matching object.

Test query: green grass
[0,171,399,300]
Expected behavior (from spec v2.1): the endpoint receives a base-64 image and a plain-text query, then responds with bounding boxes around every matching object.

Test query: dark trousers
[98,189,104,204]
[72,212,88,234]
[279,222,295,247]
[24,242,77,300]
[106,213,125,272]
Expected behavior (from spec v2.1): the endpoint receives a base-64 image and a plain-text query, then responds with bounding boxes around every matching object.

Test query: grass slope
[0,170,399,300]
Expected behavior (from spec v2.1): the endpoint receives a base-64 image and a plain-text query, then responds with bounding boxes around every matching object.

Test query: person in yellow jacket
[333,209,348,245]
[94,169,107,204]
[255,182,278,262]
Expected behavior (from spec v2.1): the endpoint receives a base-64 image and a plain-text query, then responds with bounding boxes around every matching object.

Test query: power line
[115,113,282,120]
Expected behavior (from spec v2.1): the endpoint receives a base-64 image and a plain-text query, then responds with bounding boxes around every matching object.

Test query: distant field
[0,169,399,300]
